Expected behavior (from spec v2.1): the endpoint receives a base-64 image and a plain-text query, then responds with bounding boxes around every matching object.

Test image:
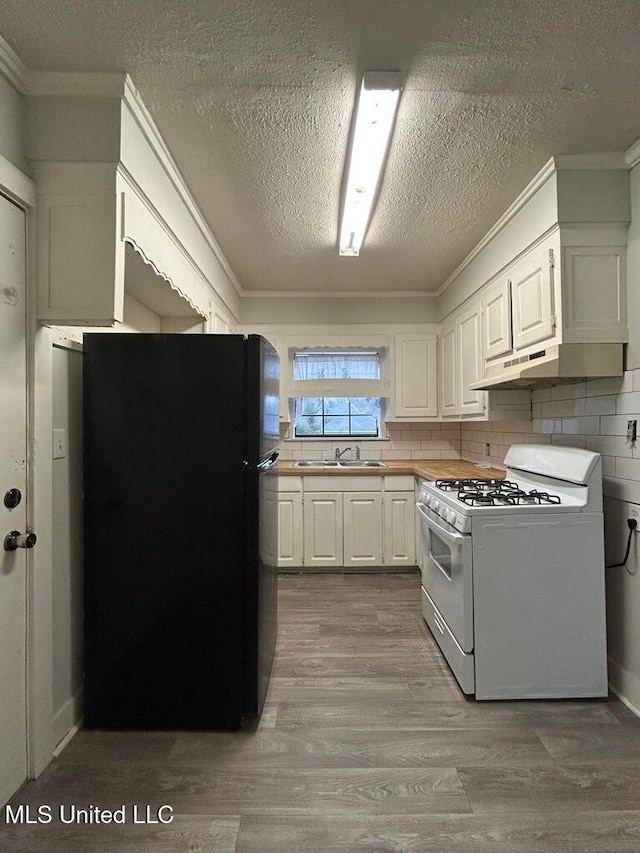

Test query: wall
[240,296,439,325]
[279,422,462,462]
[51,345,84,745]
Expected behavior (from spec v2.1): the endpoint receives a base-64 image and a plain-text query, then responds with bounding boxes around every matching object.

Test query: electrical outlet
[631,507,639,521]
[485,442,491,456]
[52,428,66,460]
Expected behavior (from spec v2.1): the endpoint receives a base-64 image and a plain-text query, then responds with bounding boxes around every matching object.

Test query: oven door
[416,502,474,652]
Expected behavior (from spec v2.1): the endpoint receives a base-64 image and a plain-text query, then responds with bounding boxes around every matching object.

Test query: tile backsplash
[280,422,461,462]
[461,372,640,502]
[279,371,640,497]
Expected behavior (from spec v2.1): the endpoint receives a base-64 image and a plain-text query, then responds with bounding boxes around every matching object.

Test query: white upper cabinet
[394,333,438,418]
[481,276,512,360]
[438,300,484,418]
[510,240,556,351]
[457,302,484,415]
[439,320,458,418]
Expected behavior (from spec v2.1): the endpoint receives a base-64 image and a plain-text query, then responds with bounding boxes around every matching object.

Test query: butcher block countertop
[277,459,505,480]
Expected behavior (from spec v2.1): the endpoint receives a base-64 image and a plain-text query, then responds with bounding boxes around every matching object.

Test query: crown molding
[553,152,628,170]
[242,289,437,299]
[26,70,127,97]
[625,137,640,169]
[0,33,28,93]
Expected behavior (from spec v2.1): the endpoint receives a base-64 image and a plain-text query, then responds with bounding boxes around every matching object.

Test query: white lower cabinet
[277,491,304,568]
[277,477,304,568]
[303,492,344,568]
[383,491,416,566]
[278,474,417,570]
[343,492,383,567]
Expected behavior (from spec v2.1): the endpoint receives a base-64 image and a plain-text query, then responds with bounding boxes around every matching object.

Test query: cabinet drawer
[303,475,381,491]
[384,475,415,492]
[421,586,474,694]
[278,475,303,492]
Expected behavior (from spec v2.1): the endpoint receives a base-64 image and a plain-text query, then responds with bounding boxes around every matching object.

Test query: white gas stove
[416,444,607,700]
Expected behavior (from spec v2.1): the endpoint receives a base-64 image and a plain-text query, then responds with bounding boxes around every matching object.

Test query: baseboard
[53,689,83,747]
[278,566,419,575]
[608,657,640,718]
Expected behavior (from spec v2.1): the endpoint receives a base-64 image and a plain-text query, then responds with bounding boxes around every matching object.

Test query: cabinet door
[481,277,512,359]
[384,492,417,567]
[343,492,383,568]
[212,310,230,334]
[457,303,485,416]
[303,492,344,567]
[394,334,438,418]
[439,320,458,417]
[277,493,303,568]
[510,244,555,351]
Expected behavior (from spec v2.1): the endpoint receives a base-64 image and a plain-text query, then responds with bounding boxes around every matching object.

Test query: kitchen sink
[337,460,387,468]
[292,460,341,467]
[291,460,386,468]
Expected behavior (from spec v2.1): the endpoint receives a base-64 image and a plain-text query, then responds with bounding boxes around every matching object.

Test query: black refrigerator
[83,333,280,729]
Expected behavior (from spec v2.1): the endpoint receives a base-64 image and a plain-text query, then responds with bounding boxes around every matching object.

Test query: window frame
[293,395,381,438]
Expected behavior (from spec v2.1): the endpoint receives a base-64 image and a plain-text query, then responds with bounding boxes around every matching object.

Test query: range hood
[470,343,624,391]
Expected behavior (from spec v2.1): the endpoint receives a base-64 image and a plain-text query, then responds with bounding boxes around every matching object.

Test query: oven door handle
[415,502,468,544]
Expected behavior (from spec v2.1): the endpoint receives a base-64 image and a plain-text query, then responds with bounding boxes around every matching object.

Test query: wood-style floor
[3,572,640,852]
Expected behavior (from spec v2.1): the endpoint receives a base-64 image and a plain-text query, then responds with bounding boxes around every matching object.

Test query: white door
[343,492,383,568]
[0,193,29,805]
[303,492,343,567]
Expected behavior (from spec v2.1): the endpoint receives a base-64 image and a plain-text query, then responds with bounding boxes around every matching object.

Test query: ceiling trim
[625,137,640,168]
[242,289,437,298]
[0,33,28,93]
[26,70,127,96]
[121,76,244,300]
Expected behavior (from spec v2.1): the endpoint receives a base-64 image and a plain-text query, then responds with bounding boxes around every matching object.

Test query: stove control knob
[432,499,440,513]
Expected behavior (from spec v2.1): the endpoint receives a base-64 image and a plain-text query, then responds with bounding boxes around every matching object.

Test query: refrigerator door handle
[245,451,279,472]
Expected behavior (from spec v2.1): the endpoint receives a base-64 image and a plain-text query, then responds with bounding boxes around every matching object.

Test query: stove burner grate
[436,478,517,492]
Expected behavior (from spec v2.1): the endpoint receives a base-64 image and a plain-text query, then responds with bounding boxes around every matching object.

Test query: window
[293,351,382,437]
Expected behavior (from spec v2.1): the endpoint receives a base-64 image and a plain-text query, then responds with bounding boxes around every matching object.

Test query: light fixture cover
[339,71,402,257]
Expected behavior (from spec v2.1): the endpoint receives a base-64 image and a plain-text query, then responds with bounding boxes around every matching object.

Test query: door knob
[4,530,37,552]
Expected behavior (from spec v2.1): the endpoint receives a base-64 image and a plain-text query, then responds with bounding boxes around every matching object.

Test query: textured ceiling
[1,0,640,294]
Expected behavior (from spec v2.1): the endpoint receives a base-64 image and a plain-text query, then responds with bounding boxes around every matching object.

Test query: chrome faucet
[335,446,361,460]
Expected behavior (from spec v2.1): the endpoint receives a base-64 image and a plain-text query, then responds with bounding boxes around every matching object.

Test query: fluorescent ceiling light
[339,71,402,257]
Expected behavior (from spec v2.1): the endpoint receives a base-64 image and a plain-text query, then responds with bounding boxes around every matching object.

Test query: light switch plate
[53,428,66,459]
